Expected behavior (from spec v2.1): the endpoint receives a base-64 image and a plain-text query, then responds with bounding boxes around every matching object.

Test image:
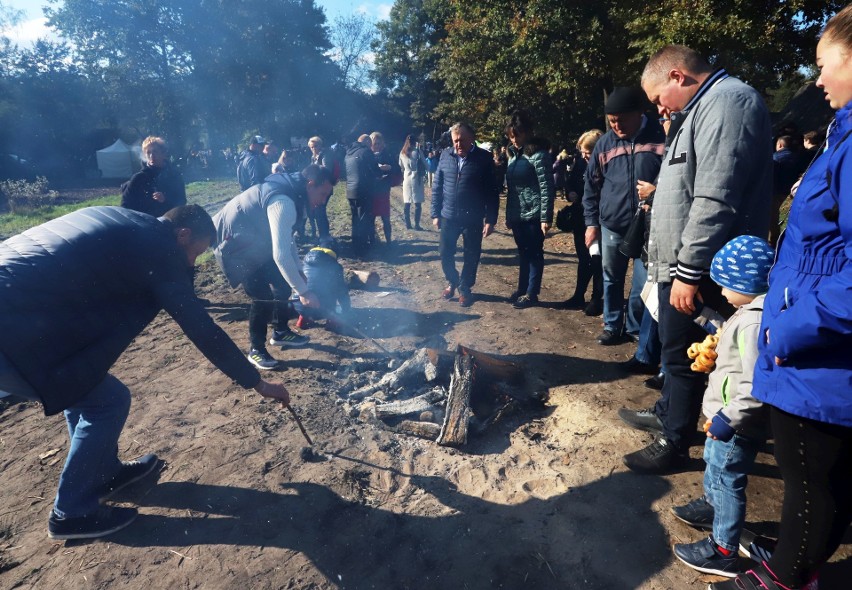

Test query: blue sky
[2,0,392,45]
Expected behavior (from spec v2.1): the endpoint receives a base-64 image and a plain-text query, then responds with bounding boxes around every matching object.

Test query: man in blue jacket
[583,87,665,346]
[431,122,500,307]
[0,205,291,540]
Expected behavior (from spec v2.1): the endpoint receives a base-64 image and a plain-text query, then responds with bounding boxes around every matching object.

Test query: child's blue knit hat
[710,235,775,295]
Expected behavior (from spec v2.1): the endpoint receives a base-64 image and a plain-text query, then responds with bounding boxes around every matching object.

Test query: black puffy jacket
[0,207,259,414]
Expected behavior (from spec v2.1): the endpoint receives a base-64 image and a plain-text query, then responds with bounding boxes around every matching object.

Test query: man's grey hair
[641,45,713,87]
[449,122,476,138]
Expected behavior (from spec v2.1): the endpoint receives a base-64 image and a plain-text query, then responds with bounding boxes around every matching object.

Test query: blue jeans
[511,219,545,297]
[634,307,662,367]
[54,375,131,518]
[439,218,483,294]
[600,225,646,336]
[703,434,761,552]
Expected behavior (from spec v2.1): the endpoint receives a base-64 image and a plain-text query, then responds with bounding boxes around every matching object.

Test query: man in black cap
[237,135,267,190]
[582,87,665,346]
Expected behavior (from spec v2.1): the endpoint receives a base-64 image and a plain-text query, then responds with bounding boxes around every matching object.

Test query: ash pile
[337,346,536,448]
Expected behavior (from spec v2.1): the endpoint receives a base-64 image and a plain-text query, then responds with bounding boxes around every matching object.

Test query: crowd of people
[0,6,850,589]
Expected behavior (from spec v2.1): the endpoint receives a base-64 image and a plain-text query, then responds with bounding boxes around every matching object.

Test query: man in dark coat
[0,205,290,540]
[344,134,383,256]
[431,122,500,307]
[237,135,267,190]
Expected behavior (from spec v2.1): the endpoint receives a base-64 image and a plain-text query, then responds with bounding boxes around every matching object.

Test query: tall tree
[329,12,376,91]
[372,0,451,139]
[437,0,620,142]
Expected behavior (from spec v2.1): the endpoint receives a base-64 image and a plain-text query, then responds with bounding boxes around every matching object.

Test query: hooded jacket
[303,247,351,313]
[506,138,555,225]
[703,295,768,440]
[752,102,852,427]
[0,206,259,415]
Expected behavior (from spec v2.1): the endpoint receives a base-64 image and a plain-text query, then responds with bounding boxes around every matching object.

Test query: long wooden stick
[284,404,313,446]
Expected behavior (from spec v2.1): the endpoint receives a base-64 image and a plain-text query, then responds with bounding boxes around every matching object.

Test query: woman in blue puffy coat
[712,7,852,590]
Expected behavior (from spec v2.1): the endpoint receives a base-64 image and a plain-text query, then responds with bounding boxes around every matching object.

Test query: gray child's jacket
[702,294,768,441]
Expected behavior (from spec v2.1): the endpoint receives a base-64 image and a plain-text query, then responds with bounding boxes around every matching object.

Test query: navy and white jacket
[647,69,773,284]
[431,145,499,226]
[583,117,665,232]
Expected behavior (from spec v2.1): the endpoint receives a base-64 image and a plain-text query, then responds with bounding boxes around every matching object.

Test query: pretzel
[688,334,720,373]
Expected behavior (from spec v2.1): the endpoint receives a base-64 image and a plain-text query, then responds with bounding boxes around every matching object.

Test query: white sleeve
[267,197,309,295]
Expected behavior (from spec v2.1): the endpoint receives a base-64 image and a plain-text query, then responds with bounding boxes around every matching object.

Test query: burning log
[374,388,445,419]
[393,420,442,440]
[348,348,439,401]
[436,351,473,446]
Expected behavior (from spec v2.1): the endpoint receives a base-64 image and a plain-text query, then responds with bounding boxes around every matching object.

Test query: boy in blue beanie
[669,235,775,578]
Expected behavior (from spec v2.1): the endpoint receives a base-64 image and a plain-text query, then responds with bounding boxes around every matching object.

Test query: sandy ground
[1,186,849,589]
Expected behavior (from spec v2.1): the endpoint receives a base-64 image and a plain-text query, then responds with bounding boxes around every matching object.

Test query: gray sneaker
[248,348,280,370]
[269,329,309,348]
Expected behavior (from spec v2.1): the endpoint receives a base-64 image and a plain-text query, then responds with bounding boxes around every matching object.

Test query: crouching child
[296,246,351,331]
[670,235,775,578]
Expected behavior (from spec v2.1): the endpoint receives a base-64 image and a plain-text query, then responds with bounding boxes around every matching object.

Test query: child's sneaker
[673,536,740,577]
[269,329,309,347]
[671,495,714,530]
[247,348,280,370]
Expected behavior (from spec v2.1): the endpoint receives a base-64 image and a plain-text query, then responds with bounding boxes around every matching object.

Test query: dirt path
[1,187,849,589]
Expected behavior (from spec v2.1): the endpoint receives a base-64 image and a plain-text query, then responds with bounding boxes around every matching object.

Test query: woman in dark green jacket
[504,110,556,308]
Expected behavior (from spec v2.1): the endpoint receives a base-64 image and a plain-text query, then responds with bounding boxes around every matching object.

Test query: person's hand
[299,290,320,308]
[636,180,656,200]
[670,279,699,314]
[584,226,600,249]
[432,217,441,230]
[152,191,165,202]
[765,328,785,366]
[541,222,550,236]
[379,164,391,172]
[567,191,579,203]
[254,379,291,406]
[483,223,494,238]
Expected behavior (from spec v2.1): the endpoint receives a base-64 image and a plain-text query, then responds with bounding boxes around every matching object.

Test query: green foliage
[378,0,846,144]
[0,176,59,214]
[373,0,452,137]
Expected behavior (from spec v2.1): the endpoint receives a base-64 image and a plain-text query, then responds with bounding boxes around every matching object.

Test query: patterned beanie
[710,235,775,295]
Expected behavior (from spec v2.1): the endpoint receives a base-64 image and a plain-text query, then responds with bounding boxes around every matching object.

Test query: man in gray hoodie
[618,45,772,473]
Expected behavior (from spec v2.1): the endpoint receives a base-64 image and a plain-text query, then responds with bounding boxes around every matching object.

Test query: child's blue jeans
[703,433,762,551]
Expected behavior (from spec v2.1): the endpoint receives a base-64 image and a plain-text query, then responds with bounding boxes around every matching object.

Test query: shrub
[0,176,59,214]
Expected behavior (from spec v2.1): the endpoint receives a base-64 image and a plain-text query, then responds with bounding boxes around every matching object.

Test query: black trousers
[654,277,731,449]
[570,206,602,302]
[767,406,852,587]
[348,197,372,255]
[242,260,292,350]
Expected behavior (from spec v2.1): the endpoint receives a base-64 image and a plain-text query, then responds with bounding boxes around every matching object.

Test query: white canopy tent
[96,139,140,179]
